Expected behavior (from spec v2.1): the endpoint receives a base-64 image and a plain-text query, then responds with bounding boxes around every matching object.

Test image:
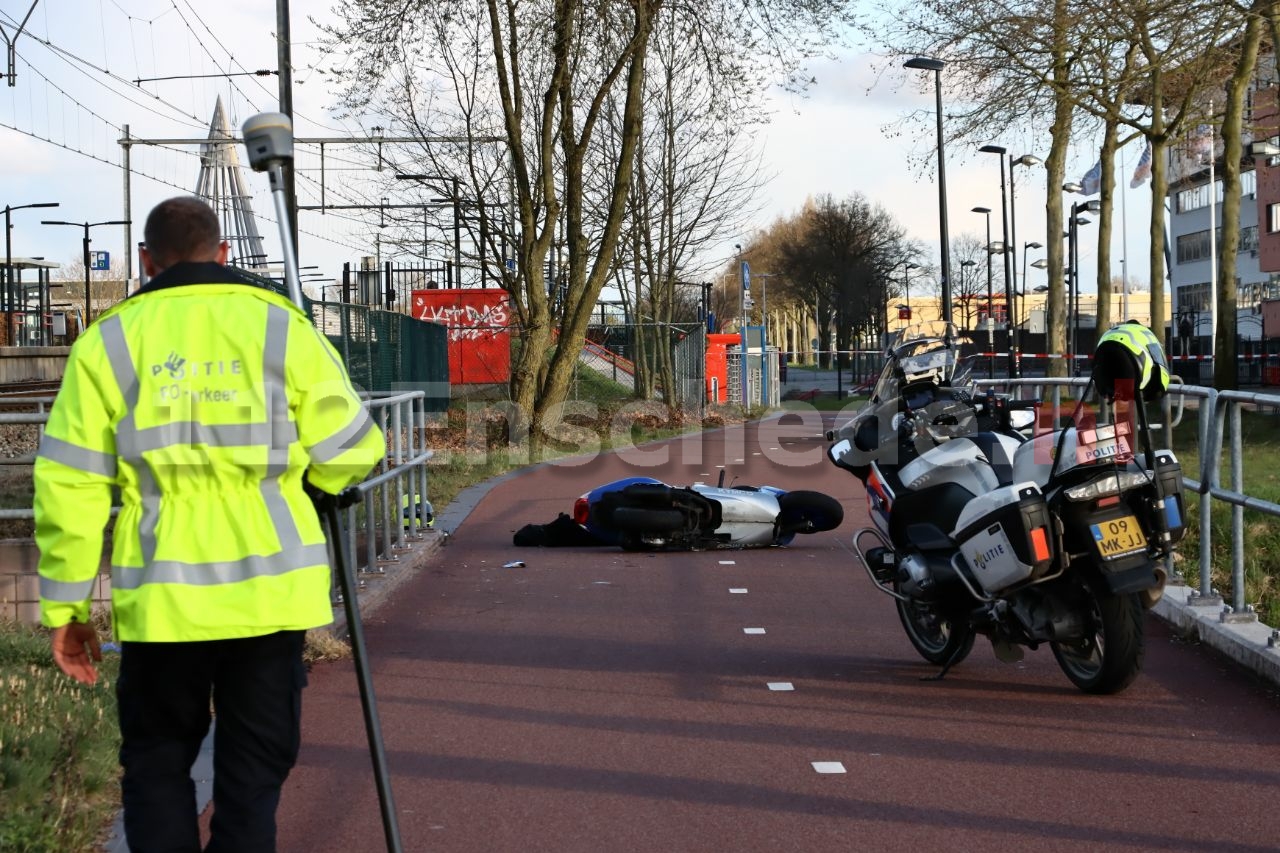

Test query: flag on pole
[1130,141,1153,189]
[1080,159,1102,196]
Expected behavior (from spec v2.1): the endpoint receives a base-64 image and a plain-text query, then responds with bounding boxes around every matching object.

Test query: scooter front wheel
[894,587,975,666]
[776,491,844,534]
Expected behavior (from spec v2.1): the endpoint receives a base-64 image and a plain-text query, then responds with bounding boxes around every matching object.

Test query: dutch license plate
[1091,514,1146,559]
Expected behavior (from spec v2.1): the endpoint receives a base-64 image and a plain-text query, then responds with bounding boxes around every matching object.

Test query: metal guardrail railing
[977,377,1280,626]
[0,391,436,606]
[334,391,435,600]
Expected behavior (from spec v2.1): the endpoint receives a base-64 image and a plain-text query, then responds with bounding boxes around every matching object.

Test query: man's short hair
[144,197,221,269]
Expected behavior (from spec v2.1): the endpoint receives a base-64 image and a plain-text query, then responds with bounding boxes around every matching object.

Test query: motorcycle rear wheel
[1050,579,1145,695]
[776,491,844,534]
[894,587,975,666]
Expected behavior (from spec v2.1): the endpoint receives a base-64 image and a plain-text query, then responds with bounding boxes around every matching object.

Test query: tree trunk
[1044,5,1073,378]
[1214,5,1264,390]
[1096,116,1120,334]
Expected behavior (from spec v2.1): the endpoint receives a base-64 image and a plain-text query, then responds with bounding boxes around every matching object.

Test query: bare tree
[612,17,765,400]
[321,0,853,448]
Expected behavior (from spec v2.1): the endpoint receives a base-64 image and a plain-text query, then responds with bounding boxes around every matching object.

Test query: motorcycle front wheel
[894,586,975,666]
[1050,577,1145,695]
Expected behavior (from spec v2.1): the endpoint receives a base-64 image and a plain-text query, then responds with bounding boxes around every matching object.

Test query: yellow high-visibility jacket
[1097,321,1170,397]
[35,273,385,641]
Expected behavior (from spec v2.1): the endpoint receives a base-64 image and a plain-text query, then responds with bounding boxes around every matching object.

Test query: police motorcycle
[826,326,1185,694]
[571,471,844,551]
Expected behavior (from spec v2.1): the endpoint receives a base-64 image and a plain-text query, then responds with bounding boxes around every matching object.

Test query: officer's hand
[50,621,102,686]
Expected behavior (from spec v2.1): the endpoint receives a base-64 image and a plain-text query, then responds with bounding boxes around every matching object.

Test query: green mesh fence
[310,302,449,413]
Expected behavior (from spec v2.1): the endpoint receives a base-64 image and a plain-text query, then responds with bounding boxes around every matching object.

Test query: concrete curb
[1152,583,1280,689]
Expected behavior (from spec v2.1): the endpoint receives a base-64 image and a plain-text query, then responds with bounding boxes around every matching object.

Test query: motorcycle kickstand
[920,642,968,683]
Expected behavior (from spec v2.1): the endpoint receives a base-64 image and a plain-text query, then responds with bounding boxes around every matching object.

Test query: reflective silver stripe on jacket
[100,316,162,564]
[37,433,118,477]
[111,543,330,590]
[307,409,375,464]
[261,305,302,551]
[40,575,98,603]
[129,421,298,453]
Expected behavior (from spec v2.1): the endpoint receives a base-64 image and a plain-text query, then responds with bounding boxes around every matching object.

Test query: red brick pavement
[271,419,1280,853]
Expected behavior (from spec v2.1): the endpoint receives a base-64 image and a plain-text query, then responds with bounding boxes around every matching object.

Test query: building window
[1176,230,1210,263]
[1269,203,1280,234]
[1176,283,1210,313]
[1177,185,1210,214]
[1241,225,1258,253]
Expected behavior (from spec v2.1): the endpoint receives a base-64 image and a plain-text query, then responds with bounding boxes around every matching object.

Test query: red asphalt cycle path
[273,416,1280,852]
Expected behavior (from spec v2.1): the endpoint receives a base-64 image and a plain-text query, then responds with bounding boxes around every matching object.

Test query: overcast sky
[1,0,1152,298]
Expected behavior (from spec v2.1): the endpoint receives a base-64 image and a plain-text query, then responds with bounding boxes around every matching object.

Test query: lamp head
[1062,181,1083,194]
[242,112,294,172]
[1025,241,1043,250]
[971,206,991,214]
[1013,154,1042,167]
[904,56,946,72]
[979,144,1007,155]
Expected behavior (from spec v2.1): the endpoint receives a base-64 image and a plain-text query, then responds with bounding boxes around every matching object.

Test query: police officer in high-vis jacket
[35,196,385,853]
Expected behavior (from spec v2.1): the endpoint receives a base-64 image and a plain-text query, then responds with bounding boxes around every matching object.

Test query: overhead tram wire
[0,116,364,256]
[0,15,208,128]
[173,0,366,137]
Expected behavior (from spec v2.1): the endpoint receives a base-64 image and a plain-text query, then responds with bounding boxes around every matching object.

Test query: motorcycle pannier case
[951,483,1055,595]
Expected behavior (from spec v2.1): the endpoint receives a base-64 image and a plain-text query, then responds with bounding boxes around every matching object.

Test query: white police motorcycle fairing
[827,329,1184,694]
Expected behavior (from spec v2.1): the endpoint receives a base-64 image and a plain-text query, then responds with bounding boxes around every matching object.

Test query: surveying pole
[242,111,404,853]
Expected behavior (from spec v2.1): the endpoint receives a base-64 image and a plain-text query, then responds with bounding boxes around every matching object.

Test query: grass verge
[0,613,121,853]
[1167,406,1280,625]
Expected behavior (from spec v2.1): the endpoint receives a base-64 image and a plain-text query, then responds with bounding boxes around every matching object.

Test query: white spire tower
[194,96,267,269]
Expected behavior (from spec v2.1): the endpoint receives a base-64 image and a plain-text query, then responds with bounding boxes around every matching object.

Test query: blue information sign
[90,251,110,271]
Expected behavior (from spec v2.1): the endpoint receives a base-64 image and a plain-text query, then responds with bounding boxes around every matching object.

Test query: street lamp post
[4,202,60,315]
[972,206,995,376]
[1007,153,1041,375]
[959,259,977,332]
[901,260,920,326]
[1063,196,1100,373]
[904,56,951,327]
[1022,242,1043,337]
[41,219,130,326]
[979,145,1015,376]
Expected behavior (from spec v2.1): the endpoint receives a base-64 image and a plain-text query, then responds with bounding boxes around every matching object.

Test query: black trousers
[117,630,307,853]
